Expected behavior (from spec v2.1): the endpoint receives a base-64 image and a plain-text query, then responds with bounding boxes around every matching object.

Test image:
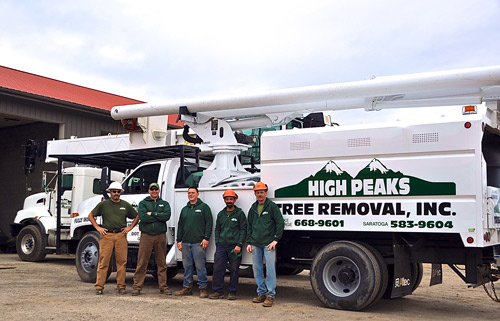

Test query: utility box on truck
[259,106,500,309]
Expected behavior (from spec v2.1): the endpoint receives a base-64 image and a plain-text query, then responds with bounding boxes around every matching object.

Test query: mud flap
[389,239,413,298]
[430,263,443,286]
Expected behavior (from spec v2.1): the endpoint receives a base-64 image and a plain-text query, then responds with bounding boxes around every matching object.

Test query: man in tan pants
[88,182,139,295]
[132,183,172,295]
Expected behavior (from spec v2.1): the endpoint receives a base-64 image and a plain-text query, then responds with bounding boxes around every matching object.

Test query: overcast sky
[1,0,499,123]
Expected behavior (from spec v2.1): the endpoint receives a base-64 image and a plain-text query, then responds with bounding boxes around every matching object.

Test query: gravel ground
[0,253,499,320]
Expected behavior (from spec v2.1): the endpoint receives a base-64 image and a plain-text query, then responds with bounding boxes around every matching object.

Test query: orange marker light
[462,105,477,115]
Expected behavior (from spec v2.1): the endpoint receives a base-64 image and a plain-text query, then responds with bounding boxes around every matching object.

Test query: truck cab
[12,167,124,261]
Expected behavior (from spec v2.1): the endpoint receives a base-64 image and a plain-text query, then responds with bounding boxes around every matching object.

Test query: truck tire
[16,225,47,262]
[357,241,388,306]
[310,241,385,310]
[76,231,101,283]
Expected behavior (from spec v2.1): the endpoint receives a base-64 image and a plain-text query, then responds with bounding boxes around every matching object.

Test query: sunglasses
[150,187,159,191]
[110,190,121,194]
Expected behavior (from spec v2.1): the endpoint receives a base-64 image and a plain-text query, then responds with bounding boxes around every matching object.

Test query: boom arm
[111,65,500,122]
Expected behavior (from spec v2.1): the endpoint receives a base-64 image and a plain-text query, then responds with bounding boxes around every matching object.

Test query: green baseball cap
[149,182,160,189]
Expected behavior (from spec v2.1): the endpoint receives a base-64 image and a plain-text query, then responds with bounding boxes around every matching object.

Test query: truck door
[120,162,164,243]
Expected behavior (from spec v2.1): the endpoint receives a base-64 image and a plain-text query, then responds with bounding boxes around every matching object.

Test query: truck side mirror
[100,167,110,199]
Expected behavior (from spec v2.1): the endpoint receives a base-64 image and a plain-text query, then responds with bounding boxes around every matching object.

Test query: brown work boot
[209,292,224,299]
[131,289,140,296]
[262,296,274,307]
[118,288,127,295]
[252,294,266,303]
[174,287,193,296]
[227,293,237,300]
[199,289,208,298]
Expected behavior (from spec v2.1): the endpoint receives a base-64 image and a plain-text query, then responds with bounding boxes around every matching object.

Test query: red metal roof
[0,65,144,111]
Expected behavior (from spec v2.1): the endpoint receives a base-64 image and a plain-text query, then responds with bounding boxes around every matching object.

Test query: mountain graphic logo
[275,158,456,198]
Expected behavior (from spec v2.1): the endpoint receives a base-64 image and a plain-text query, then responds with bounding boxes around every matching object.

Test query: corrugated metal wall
[0,95,124,138]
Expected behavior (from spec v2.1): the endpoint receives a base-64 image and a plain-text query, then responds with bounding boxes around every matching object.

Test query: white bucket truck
[42,66,500,310]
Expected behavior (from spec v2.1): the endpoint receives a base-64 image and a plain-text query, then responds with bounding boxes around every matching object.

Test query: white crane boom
[111,65,500,120]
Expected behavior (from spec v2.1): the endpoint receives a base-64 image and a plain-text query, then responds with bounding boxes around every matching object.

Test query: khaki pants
[133,233,168,291]
[95,232,128,290]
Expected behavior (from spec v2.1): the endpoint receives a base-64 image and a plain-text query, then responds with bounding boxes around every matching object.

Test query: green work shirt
[247,198,284,248]
[176,199,213,244]
[214,206,247,247]
[138,196,171,235]
[91,199,138,230]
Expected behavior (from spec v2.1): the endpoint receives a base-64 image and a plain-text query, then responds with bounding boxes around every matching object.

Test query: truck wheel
[357,241,388,306]
[16,225,47,262]
[76,231,101,283]
[310,241,384,310]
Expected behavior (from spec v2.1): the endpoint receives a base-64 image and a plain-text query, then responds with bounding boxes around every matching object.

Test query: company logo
[275,159,456,198]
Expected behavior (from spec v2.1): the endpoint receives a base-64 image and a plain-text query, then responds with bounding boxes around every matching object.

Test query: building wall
[0,94,126,242]
[0,95,124,138]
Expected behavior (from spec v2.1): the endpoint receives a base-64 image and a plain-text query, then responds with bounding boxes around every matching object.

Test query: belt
[106,229,123,233]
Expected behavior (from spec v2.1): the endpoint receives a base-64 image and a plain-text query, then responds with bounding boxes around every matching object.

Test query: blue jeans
[181,242,208,289]
[212,244,242,294]
[251,245,277,298]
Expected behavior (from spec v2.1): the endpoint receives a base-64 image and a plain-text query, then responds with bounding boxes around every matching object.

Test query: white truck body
[262,108,500,247]
[18,65,500,310]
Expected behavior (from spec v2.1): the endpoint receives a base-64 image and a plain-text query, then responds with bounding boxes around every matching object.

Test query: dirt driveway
[0,253,498,320]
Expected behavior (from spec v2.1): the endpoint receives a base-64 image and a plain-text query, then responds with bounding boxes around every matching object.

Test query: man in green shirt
[246,182,284,307]
[209,189,247,300]
[88,181,139,295]
[132,182,171,296]
[174,187,213,298]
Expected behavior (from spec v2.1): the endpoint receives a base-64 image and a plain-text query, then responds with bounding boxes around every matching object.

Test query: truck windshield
[60,174,73,193]
[122,164,161,194]
[240,126,281,165]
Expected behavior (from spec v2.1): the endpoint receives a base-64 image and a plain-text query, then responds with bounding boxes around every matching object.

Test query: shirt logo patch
[195,209,201,212]
[231,218,238,221]
[262,211,269,215]
[120,207,126,210]
[159,204,164,207]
